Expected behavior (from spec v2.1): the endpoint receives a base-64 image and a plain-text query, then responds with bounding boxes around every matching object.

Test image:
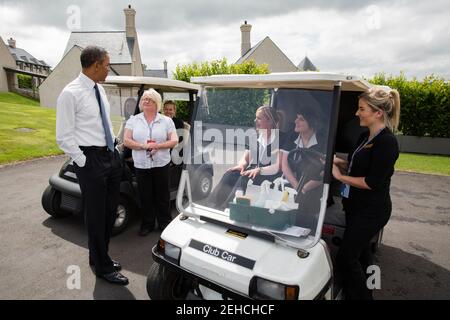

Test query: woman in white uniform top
[124,89,178,236]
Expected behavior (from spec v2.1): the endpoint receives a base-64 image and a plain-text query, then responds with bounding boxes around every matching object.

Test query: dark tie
[94,84,114,152]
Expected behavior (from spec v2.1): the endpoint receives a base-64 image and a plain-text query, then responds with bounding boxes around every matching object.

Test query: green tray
[229,202,296,230]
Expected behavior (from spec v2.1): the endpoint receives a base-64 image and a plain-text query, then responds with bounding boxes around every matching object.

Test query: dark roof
[64,31,133,64]
[7,46,50,67]
[144,69,168,78]
[297,56,317,71]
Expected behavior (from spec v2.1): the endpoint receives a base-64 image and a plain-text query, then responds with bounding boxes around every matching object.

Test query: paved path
[0,156,449,299]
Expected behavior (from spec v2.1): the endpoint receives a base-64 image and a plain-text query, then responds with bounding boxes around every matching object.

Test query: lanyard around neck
[348,128,384,174]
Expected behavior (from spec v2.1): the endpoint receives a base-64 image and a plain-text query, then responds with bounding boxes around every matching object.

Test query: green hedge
[17,74,33,89]
[370,73,449,138]
[173,58,269,124]
[200,88,269,127]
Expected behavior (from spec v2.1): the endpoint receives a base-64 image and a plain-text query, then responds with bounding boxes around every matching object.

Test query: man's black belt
[80,146,111,152]
[80,140,118,152]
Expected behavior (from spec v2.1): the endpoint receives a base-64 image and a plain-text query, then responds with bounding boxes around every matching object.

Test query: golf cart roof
[104,76,201,92]
[191,72,374,92]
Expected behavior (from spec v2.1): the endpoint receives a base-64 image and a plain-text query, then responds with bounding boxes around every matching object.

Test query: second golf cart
[41,76,213,235]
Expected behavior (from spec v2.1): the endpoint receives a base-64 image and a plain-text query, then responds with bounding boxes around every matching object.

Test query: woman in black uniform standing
[332,87,401,300]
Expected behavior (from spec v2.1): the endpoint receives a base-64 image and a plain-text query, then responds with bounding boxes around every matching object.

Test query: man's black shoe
[89,260,122,272]
[139,226,153,236]
[98,271,129,285]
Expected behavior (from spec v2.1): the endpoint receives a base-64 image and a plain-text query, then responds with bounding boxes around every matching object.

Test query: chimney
[240,21,252,57]
[8,38,16,49]
[124,5,136,38]
[163,60,168,71]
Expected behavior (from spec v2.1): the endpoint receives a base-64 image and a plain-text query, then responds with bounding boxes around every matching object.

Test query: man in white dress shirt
[56,46,128,285]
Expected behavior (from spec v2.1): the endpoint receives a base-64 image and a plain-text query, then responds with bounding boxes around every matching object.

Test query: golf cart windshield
[181,86,335,249]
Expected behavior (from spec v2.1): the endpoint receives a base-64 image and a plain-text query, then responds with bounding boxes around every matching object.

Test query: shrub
[370,73,449,138]
[17,74,33,89]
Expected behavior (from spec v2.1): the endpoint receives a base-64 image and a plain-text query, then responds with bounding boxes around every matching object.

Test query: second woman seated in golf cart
[207,106,285,210]
[281,107,326,232]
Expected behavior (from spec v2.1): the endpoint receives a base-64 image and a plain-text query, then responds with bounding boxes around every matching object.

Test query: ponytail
[359,87,401,132]
[389,89,401,131]
[276,110,284,130]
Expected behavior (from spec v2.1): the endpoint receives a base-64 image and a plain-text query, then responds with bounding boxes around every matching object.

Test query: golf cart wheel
[111,195,133,236]
[193,170,212,200]
[41,186,72,218]
[147,263,193,300]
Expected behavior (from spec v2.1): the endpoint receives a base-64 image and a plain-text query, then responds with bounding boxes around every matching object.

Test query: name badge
[340,183,350,199]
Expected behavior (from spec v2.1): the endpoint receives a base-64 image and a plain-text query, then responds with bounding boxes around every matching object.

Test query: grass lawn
[396,153,450,176]
[0,92,63,164]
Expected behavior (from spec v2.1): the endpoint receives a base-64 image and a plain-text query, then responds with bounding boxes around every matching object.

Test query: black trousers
[135,164,171,229]
[336,209,390,300]
[73,147,122,276]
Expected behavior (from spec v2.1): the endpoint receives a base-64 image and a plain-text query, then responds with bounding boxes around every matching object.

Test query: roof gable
[64,31,132,64]
[0,36,16,68]
[235,37,265,64]
[235,36,297,71]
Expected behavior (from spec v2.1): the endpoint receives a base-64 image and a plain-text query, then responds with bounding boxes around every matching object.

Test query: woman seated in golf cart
[207,106,285,210]
[281,107,326,231]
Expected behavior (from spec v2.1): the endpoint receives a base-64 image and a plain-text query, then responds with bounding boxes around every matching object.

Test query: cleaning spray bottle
[254,180,271,208]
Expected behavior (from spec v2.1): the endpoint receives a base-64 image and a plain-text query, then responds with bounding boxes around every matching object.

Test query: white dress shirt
[246,131,278,166]
[281,133,318,154]
[294,133,318,149]
[56,72,115,167]
[125,112,176,169]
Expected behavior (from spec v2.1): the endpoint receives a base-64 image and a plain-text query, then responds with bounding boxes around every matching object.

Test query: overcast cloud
[1,0,449,79]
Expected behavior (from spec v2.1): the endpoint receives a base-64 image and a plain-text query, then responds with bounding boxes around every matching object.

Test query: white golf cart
[147,72,385,300]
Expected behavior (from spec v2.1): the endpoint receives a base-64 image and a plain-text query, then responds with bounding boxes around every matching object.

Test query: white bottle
[254,181,271,208]
[233,188,244,203]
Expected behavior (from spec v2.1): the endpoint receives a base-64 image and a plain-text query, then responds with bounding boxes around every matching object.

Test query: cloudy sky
[1,0,449,79]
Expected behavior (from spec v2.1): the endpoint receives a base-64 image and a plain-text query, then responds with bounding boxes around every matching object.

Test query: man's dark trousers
[74,147,122,275]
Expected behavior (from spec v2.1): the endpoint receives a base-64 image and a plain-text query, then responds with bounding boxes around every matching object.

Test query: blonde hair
[256,106,284,129]
[139,89,162,112]
[359,87,401,131]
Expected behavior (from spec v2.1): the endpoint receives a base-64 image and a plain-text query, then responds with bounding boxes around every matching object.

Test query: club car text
[204,244,237,262]
[189,240,256,269]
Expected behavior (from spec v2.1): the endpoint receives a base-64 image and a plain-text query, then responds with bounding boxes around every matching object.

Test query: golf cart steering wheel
[287,148,325,192]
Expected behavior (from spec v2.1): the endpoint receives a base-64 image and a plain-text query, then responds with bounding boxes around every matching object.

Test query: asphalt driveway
[0,156,449,299]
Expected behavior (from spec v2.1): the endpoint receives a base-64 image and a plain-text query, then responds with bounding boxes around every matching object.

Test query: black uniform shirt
[172,117,185,130]
[342,128,399,215]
